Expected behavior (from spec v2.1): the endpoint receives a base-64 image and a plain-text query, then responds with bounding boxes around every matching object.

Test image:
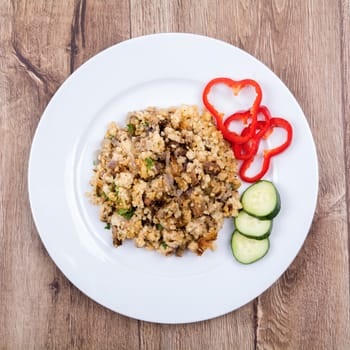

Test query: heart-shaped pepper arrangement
[202,77,293,182]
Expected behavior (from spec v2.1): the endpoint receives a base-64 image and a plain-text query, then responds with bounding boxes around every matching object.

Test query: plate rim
[28,32,319,324]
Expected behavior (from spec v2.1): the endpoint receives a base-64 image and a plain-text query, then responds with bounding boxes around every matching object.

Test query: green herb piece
[145,157,154,170]
[161,242,168,249]
[111,183,119,195]
[144,121,149,127]
[127,123,135,135]
[102,192,108,200]
[156,224,163,230]
[104,223,111,230]
[117,207,136,219]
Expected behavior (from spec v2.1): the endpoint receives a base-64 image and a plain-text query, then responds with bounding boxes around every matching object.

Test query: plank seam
[129,0,132,39]
[253,298,259,350]
[70,0,86,73]
[80,0,86,48]
[138,320,141,350]
[339,0,350,308]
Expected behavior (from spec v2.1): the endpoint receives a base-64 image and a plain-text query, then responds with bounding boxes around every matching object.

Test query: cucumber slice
[234,210,272,240]
[241,180,281,219]
[231,230,270,264]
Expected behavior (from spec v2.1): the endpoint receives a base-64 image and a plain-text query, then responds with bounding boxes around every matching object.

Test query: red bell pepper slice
[223,110,252,144]
[239,116,293,183]
[232,125,252,159]
[202,77,293,183]
[255,106,272,139]
[264,117,293,157]
[233,121,268,160]
[239,154,271,183]
[202,77,262,137]
[230,106,271,160]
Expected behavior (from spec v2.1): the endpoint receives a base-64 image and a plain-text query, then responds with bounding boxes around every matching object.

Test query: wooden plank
[1,0,349,348]
[253,1,350,349]
[131,0,350,349]
[1,1,75,348]
[140,304,255,350]
[130,1,258,349]
[64,3,139,350]
[341,0,350,283]
[71,0,130,71]
[0,1,139,349]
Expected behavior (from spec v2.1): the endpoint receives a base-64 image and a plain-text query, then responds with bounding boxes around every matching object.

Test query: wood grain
[1,0,349,349]
[1,1,73,348]
[251,1,350,349]
[70,0,130,71]
[1,1,138,349]
[130,1,259,349]
[341,0,350,293]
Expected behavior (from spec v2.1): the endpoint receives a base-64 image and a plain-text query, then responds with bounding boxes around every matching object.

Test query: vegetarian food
[202,77,293,182]
[234,211,272,240]
[240,180,281,219]
[231,181,281,264]
[89,105,242,256]
[231,230,270,264]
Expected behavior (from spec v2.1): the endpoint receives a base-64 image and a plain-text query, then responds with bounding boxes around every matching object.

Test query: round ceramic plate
[28,33,318,324]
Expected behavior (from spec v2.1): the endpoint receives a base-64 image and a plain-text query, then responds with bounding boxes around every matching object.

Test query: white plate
[28,33,318,324]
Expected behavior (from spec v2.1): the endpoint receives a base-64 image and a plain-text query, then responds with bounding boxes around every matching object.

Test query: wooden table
[1,1,349,349]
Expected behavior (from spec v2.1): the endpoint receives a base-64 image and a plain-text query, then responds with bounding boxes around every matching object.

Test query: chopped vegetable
[229,106,271,160]
[161,242,168,249]
[202,77,262,135]
[117,207,136,219]
[232,181,281,264]
[232,120,269,161]
[104,223,111,230]
[234,210,272,239]
[239,117,293,183]
[156,224,163,230]
[202,77,293,182]
[240,180,281,219]
[102,192,108,200]
[264,117,293,157]
[231,230,270,264]
[127,123,135,135]
[145,157,154,170]
[113,184,119,195]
